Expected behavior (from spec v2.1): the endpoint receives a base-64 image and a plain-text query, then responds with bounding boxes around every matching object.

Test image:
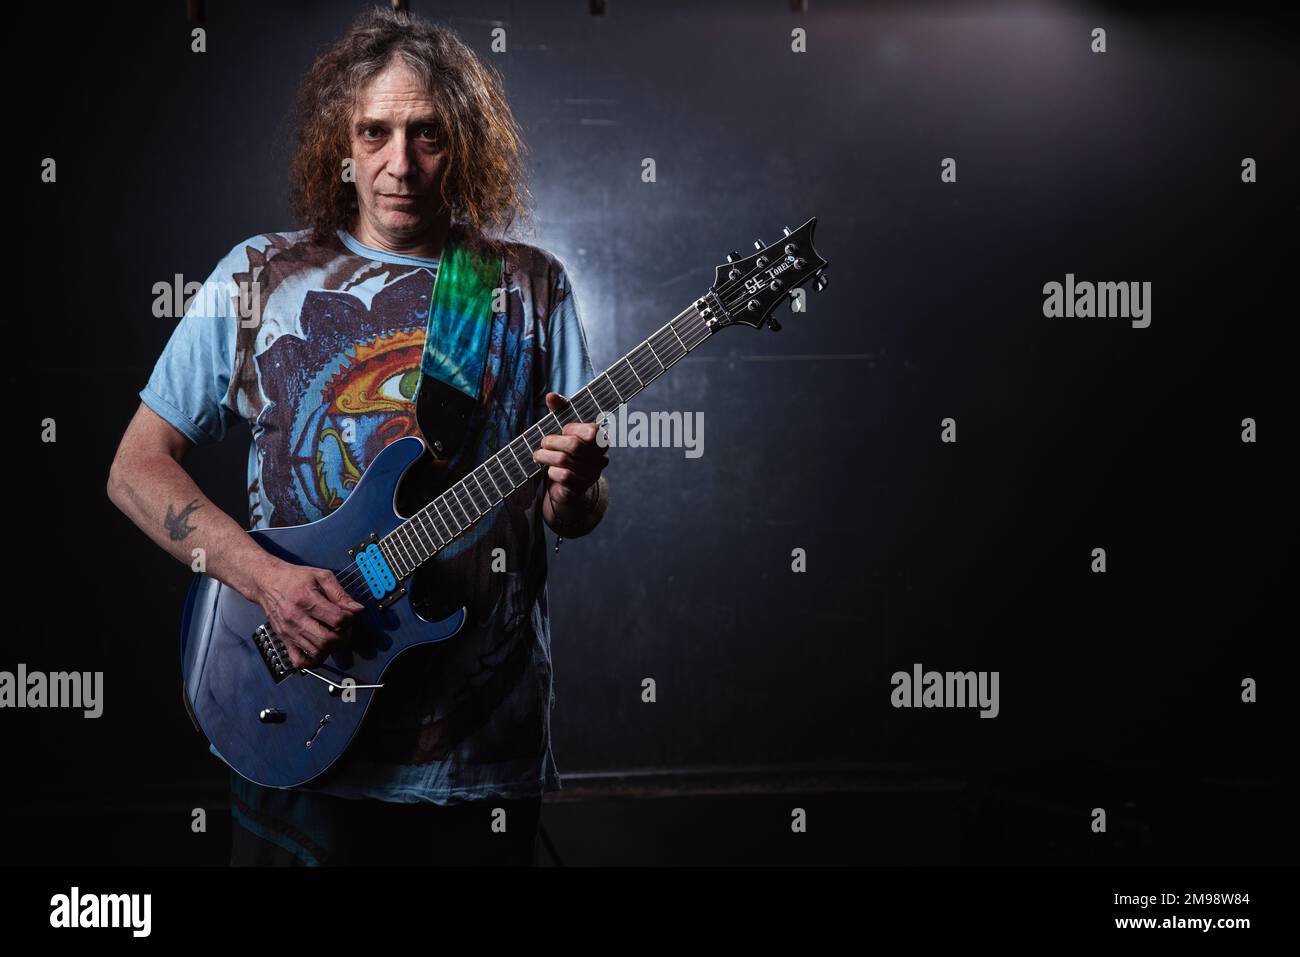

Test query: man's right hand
[250,558,366,669]
[106,402,365,670]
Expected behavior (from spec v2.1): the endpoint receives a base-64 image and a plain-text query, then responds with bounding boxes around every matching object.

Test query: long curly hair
[289,6,532,251]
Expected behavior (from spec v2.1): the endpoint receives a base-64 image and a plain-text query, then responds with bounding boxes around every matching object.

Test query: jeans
[228,771,542,866]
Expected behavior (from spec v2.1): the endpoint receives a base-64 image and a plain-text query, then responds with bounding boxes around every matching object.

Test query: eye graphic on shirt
[314,330,427,511]
[378,368,422,404]
[261,324,429,523]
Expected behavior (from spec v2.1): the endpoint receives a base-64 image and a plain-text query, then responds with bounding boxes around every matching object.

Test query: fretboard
[375,296,717,579]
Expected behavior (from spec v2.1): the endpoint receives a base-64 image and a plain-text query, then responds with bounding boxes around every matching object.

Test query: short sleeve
[139,248,246,445]
[546,268,595,400]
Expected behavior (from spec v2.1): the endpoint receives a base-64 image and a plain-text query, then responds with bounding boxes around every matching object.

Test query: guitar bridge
[252,623,293,683]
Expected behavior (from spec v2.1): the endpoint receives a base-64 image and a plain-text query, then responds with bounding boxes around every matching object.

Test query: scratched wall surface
[7,0,1296,822]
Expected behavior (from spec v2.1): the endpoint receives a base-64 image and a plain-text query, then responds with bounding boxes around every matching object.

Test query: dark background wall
[4,1,1295,864]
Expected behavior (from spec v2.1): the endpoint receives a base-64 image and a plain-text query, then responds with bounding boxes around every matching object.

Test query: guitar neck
[377,294,721,579]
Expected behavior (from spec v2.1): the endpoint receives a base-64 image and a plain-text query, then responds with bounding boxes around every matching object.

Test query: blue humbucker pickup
[355,542,398,600]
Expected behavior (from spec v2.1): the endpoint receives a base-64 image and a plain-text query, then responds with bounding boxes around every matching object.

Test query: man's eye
[362,127,383,139]
[418,125,438,140]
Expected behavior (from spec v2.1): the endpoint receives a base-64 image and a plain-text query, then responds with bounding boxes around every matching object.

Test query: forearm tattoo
[165,500,202,541]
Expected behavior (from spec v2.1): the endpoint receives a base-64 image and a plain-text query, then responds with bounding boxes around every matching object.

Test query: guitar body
[179,435,467,789]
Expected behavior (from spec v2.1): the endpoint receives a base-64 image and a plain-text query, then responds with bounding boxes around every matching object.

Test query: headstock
[705,217,828,332]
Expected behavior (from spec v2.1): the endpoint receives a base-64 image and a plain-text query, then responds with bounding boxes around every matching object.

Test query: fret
[499,446,526,485]
[380,539,408,579]
[481,463,504,499]
[603,371,626,404]
[407,518,434,555]
[588,376,620,413]
[443,491,470,528]
[455,480,477,516]
[465,473,490,513]
[669,317,697,349]
[434,496,460,536]
[650,327,686,365]
[634,348,665,390]
[488,453,517,492]
[428,504,453,541]
[415,510,444,548]
[390,529,417,570]
[441,489,464,527]
[509,437,539,476]
[622,354,645,388]
[406,521,432,558]
[451,483,479,521]
[607,364,637,400]
[569,388,601,423]
[644,339,666,371]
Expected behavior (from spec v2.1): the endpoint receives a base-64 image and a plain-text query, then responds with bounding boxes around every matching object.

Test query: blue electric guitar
[180,220,828,787]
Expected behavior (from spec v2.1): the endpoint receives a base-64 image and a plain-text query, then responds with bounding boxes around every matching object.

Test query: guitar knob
[753,239,765,251]
[782,226,792,236]
[726,251,741,263]
[815,273,829,292]
[767,317,782,332]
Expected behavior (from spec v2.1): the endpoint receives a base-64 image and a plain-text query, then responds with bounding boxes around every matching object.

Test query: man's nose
[384,132,415,180]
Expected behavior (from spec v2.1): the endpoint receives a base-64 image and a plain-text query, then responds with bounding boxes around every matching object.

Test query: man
[107,7,608,866]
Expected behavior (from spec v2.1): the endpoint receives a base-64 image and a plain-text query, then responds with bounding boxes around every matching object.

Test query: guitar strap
[418,233,503,404]
[404,233,505,520]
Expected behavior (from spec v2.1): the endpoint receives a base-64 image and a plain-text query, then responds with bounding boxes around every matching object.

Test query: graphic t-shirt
[141,225,594,804]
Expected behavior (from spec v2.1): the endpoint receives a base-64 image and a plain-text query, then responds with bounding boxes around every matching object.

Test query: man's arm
[107,402,363,667]
[544,473,609,538]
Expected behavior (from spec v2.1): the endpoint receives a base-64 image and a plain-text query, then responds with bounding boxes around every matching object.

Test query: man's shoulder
[211,228,341,276]
[497,235,569,285]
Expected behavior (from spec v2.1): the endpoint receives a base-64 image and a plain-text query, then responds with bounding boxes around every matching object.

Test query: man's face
[350,58,449,248]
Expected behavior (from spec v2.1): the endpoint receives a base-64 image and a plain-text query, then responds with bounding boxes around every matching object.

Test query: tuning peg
[782,226,792,236]
[815,272,829,292]
[753,239,765,251]
[766,316,782,332]
[725,251,741,263]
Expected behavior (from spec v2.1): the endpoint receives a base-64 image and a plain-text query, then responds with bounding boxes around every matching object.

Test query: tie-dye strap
[420,238,502,402]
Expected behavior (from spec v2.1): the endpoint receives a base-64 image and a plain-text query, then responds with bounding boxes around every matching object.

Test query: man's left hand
[534,391,609,534]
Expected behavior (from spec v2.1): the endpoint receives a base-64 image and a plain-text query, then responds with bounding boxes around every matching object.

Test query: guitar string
[329,253,812,601]
[330,301,720,600]
[330,260,800,600]
[330,270,779,601]
[328,300,710,599]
